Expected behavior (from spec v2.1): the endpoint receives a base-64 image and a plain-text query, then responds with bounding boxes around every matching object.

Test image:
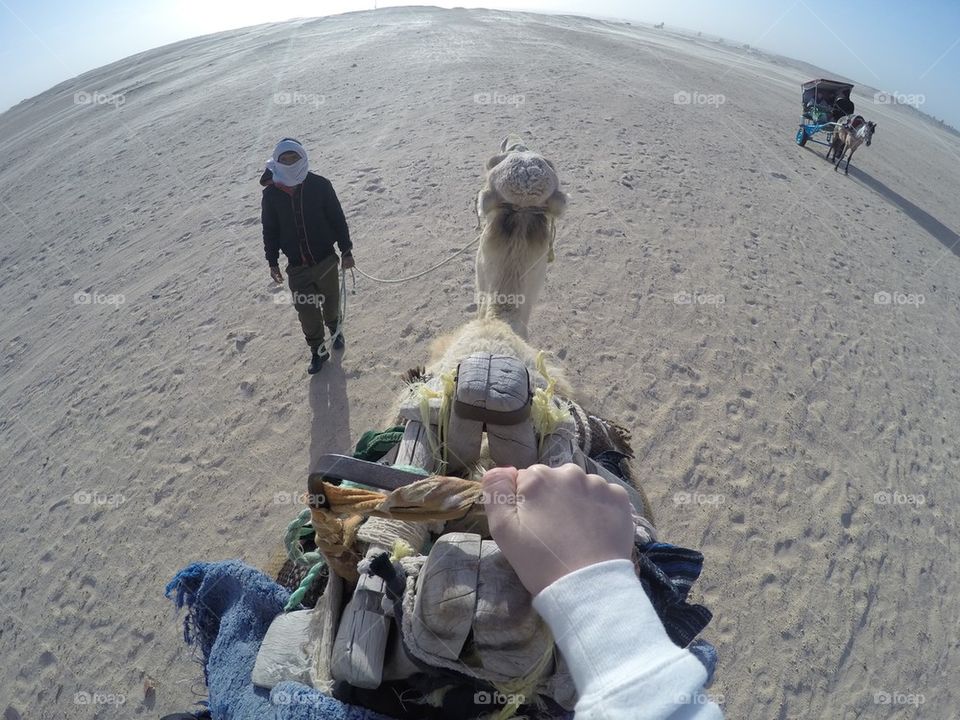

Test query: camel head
[476,137,567,224]
[865,121,877,146]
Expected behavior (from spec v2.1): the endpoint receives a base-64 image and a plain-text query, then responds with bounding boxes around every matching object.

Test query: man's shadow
[308,357,352,473]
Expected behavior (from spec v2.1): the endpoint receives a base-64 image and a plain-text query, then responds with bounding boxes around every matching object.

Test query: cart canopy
[802,79,853,108]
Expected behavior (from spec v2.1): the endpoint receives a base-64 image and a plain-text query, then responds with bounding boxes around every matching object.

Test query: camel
[827,115,877,174]
[388,315,651,524]
[382,138,648,499]
[387,316,573,440]
[474,136,567,338]
[290,308,654,713]
[427,317,572,399]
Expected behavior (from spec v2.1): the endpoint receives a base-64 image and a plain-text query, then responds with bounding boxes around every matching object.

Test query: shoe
[332,332,345,350]
[308,347,329,374]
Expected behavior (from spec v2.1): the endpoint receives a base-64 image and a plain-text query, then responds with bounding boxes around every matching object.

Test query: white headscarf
[266,138,309,187]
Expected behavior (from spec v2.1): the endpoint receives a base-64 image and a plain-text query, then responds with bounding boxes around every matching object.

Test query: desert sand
[1,7,958,719]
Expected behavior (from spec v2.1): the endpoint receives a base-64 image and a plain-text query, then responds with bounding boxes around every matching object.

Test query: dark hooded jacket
[261,172,352,267]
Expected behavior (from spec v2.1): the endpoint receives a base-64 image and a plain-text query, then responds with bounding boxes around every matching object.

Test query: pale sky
[1,0,958,126]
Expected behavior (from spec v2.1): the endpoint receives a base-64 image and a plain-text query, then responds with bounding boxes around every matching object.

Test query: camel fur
[387,318,572,432]
[427,318,572,398]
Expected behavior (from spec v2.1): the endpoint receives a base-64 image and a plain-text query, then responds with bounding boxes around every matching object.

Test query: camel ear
[478,188,502,216]
[499,136,528,153]
[545,189,567,216]
[486,153,508,171]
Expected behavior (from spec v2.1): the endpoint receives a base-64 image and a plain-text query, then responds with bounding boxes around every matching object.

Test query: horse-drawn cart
[795,78,855,148]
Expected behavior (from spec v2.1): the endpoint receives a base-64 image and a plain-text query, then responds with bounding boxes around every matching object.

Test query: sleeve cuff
[533,559,720,719]
[533,560,683,687]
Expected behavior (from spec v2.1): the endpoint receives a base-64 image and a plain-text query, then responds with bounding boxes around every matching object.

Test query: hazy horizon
[2,1,958,128]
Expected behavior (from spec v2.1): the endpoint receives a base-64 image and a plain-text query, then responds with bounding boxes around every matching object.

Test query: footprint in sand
[363,177,385,193]
[229,331,256,352]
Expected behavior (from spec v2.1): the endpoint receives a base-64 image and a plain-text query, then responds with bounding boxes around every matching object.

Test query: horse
[827,115,877,175]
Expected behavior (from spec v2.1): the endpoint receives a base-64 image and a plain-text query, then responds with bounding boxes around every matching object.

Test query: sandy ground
[1,7,958,719]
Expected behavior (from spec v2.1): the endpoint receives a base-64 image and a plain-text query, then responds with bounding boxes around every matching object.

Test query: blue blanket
[166,553,716,717]
[165,560,395,720]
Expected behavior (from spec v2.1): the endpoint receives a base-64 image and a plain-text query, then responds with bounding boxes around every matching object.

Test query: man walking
[260,138,355,374]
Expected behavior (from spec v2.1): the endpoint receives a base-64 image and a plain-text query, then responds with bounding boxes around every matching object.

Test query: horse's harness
[842,115,868,139]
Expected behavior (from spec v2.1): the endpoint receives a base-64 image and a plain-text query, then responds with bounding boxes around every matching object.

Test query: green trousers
[286,255,340,349]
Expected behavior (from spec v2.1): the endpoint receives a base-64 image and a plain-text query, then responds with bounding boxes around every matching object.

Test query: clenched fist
[481,463,635,596]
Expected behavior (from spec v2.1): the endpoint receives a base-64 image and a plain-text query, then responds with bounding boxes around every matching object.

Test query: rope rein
[351,233,481,284]
[327,202,555,346]
[349,202,554,285]
[327,267,350,345]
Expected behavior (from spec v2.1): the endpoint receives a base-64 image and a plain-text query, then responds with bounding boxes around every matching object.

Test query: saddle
[256,352,709,719]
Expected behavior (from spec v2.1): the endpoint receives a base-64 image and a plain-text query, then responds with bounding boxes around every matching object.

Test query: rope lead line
[351,233,481,284]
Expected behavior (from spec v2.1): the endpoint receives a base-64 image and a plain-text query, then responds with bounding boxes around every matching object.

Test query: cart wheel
[795,127,807,146]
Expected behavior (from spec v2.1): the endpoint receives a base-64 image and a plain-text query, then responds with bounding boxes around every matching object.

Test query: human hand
[269,265,284,283]
[481,463,635,596]
[341,254,355,270]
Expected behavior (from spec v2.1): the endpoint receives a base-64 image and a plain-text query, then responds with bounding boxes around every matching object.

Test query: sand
[1,7,958,719]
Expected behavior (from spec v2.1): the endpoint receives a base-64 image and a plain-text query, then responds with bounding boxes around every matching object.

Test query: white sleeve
[532,559,723,720]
